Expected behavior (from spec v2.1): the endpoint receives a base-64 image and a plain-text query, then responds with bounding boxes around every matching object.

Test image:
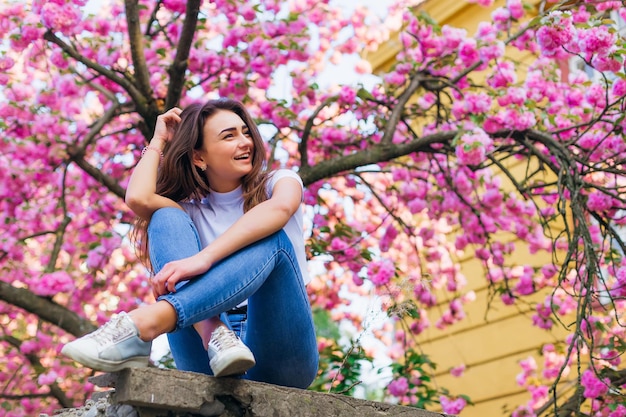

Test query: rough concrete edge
[47,367,456,417]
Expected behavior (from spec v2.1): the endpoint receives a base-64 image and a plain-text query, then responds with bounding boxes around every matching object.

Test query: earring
[201,165,207,172]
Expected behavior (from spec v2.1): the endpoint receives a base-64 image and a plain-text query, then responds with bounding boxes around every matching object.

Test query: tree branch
[65,103,128,199]
[536,368,626,417]
[381,72,423,145]
[74,101,123,159]
[299,96,337,169]
[124,0,154,103]
[67,156,126,199]
[0,282,95,336]
[43,30,147,113]
[165,0,201,110]
[299,130,454,186]
[144,0,163,37]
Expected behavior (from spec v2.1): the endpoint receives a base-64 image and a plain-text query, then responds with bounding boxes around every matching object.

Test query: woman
[62,98,318,388]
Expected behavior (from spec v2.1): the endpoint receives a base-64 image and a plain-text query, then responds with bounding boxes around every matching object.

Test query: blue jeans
[147,207,318,388]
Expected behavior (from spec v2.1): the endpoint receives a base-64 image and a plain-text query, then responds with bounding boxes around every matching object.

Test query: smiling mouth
[234,153,250,160]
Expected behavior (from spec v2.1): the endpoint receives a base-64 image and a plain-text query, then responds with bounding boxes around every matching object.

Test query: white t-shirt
[179,169,310,285]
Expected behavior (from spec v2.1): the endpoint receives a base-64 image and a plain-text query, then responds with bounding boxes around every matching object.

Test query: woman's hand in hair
[125,107,183,220]
[150,252,213,297]
[151,107,182,148]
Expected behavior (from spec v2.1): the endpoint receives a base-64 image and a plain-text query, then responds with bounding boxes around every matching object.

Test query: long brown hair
[131,98,271,270]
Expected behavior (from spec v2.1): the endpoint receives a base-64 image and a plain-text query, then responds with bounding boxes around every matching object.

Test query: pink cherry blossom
[162,0,186,13]
[450,364,466,377]
[33,271,75,297]
[388,377,409,396]
[440,395,467,415]
[37,371,58,386]
[536,12,575,57]
[367,258,395,286]
[455,128,494,166]
[467,0,494,6]
[581,369,610,399]
[579,26,616,56]
[41,2,82,34]
[508,0,525,19]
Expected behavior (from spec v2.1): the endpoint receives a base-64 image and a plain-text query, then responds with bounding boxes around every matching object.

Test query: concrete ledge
[53,367,453,417]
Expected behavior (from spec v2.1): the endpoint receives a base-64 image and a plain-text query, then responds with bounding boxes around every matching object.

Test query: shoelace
[88,314,130,345]
[210,327,240,351]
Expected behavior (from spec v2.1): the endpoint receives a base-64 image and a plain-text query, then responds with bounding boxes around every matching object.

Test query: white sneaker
[208,326,255,377]
[61,312,152,372]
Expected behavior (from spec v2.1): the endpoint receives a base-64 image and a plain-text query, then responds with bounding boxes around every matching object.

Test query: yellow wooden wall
[365,1,577,415]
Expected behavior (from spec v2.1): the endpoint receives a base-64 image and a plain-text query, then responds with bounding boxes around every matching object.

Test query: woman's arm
[125,108,183,219]
[201,176,302,265]
[152,176,303,294]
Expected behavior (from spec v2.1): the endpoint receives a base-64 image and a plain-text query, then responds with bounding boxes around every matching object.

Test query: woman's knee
[147,208,203,267]
[148,207,190,232]
[148,208,200,242]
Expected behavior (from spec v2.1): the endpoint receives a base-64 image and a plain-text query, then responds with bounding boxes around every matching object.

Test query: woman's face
[195,110,254,192]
